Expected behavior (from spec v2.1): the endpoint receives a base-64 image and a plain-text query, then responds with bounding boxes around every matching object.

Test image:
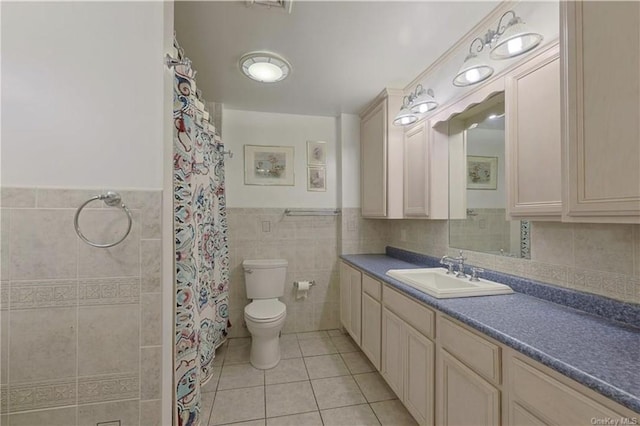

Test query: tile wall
[227,208,343,337]
[385,218,640,305]
[0,187,162,425]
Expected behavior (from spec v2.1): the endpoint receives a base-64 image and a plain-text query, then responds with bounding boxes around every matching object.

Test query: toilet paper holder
[294,280,316,288]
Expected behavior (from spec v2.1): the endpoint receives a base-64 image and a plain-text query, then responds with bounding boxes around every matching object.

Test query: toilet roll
[296,281,311,300]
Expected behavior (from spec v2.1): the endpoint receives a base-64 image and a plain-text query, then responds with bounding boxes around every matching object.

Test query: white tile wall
[0,187,162,423]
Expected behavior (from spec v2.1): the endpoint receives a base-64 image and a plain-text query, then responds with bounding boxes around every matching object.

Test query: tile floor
[201,329,418,426]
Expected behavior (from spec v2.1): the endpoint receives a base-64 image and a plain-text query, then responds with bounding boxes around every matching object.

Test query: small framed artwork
[467,155,498,190]
[307,166,326,192]
[244,145,295,186]
[307,141,326,165]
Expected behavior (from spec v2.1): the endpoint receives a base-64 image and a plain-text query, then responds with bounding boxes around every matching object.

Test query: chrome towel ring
[74,191,133,248]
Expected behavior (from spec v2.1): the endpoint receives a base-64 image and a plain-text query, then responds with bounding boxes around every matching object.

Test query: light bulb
[247,62,283,82]
[507,37,524,55]
[401,116,411,125]
[465,68,481,83]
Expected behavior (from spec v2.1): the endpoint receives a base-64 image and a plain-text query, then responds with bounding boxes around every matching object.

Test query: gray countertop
[341,253,640,414]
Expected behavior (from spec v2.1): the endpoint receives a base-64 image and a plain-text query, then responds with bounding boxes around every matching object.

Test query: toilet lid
[245,299,286,321]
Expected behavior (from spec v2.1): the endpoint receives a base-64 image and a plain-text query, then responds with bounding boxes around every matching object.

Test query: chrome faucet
[439,256,456,274]
[440,251,467,278]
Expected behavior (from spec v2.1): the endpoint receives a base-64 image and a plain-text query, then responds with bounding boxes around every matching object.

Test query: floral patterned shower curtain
[173,47,230,426]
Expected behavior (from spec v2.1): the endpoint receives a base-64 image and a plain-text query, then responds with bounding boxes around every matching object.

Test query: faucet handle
[469,267,485,282]
[458,250,467,261]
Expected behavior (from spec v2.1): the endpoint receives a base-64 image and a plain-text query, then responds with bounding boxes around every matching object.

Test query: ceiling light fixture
[453,10,542,87]
[393,84,439,126]
[240,51,291,83]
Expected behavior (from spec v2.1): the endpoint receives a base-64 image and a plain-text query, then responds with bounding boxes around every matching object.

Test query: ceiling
[174,1,500,117]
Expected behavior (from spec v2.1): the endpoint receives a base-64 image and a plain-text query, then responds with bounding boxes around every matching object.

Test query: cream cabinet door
[361,292,381,370]
[349,267,362,346]
[360,89,405,218]
[381,307,404,398]
[361,100,387,218]
[437,350,500,426]
[506,44,562,220]
[561,1,640,222]
[339,262,352,333]
[404,324,435,425]
[404,121,429,217]
[340,262,361,344]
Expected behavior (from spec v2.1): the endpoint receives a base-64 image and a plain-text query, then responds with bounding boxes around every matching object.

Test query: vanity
[349,2,640,422]
[340,250,640,425]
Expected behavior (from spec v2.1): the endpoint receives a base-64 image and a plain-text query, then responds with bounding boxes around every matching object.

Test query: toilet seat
[244,299,286,323]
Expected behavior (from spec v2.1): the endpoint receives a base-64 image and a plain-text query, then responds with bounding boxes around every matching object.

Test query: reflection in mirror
[448,93,530,258]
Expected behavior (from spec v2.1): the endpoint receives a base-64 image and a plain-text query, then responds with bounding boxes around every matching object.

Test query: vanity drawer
[362,274,382,301]
[509,356,624,424]
[439,316,501,384]
[382,285,434,339]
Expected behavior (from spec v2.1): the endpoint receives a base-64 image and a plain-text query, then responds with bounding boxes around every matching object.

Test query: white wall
[1,2,165,189]
[223,108,338,208]
[466,127,506,209]
[338,113,360,208]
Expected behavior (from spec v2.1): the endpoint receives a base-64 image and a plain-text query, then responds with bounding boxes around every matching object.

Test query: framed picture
[244,145,295,186]
[467,156,498,190]
[307,141,326,165]
[307,166,326,192]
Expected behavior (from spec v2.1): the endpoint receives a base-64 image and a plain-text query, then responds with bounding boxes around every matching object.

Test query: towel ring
[74,191,133,248]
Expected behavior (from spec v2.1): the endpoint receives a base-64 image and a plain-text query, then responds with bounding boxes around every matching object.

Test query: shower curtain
[173,53,230,426]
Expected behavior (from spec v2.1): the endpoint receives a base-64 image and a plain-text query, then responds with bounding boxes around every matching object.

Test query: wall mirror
[447,93,530,258]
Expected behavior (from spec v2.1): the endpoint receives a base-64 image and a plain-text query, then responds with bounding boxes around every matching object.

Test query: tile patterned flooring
[202,330,418,426]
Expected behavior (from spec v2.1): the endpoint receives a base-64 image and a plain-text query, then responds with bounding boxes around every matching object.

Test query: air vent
[246,0,293,14]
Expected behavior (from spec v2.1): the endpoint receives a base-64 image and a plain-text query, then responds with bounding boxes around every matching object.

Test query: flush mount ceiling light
[240,51,291,83]
[453,10,542,87]
[393,84,439,126]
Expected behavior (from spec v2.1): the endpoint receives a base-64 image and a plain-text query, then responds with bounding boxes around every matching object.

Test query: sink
[385,268,513,299]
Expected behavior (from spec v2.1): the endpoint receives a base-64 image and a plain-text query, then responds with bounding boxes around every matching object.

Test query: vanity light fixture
[490,11,543,60]
[453,10,542,87]
[393,97,419,126]
[240,51,291,83]
[453,38,494,87]
[393,84,439,126]
[410,86,439,114]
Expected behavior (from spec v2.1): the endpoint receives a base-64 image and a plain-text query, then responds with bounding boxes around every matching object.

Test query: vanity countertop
[341,253,640,414]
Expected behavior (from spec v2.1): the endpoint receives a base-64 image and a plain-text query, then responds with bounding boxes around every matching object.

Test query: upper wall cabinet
[403,120,449,219]
[360,89,405,218]
[505,43,562,220]
[561,2,640,223]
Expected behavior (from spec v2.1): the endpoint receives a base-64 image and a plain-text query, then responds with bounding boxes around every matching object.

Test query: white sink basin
[385,268,513,299]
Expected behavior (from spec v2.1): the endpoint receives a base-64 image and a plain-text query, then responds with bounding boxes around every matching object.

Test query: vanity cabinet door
[360,89,405,218]
[561,2,640,223]
[361,291,381,370]
[381,307,404,399]
[340,262,362,345]
[349,268,362,346]
[404,324,435,425]
[437,349,500,426]
[505,44,562,220]
[404,121,430,217]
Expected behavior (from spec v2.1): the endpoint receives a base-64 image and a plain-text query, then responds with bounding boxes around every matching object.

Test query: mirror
[447,93,530,258]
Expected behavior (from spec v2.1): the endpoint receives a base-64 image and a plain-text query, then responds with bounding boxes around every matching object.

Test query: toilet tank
[243,259,288,299]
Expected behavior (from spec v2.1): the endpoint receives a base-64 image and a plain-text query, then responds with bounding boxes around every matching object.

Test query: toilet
[242,258,288,369]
